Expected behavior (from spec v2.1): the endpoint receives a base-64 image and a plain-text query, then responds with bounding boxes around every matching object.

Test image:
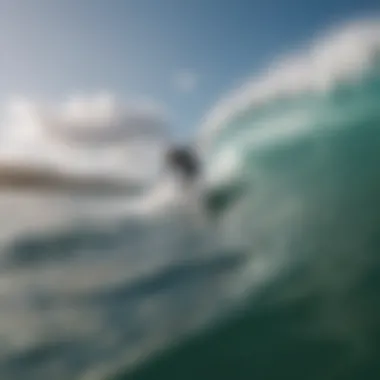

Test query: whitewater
[1,17,380,380]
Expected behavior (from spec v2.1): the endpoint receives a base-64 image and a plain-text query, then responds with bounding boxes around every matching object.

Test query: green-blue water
[116,21,380,380]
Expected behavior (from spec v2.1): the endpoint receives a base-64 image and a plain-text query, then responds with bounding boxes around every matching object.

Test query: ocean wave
[119,18,380,380]
[200,18,380,147]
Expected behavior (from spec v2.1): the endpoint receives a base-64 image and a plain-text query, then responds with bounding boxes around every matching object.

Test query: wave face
[118,18,380,380]
[1,18,380,380]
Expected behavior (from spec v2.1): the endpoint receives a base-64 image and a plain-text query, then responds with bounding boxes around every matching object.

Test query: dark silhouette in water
[165,146,244,218]
[165,146,200,185]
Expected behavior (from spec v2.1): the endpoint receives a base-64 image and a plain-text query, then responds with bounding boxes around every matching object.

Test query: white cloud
[172,70,199,93]
[0,94,171,183]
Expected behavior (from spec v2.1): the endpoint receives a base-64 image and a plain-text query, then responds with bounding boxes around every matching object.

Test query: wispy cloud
[0,94,170,182]
[172,70,199,93]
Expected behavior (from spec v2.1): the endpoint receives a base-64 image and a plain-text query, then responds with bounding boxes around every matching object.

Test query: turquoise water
[117,21,380,380]
[1,19,380,380]
[121,83,380,379]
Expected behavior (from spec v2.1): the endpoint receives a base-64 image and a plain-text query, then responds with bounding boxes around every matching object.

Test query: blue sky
[0,0,379,140]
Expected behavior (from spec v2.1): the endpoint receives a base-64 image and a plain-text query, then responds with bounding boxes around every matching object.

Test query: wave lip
[199,17,380,148]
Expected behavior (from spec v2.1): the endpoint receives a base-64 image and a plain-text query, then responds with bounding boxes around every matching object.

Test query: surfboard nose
[203,181,246,219]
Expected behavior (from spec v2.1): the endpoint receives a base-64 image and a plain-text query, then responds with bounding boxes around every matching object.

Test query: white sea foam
[200,18,380,148]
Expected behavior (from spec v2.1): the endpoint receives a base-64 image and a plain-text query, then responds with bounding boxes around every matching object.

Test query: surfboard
[202,181,246,218]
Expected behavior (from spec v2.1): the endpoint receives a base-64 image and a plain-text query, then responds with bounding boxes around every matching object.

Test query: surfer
[165,145,200,186]
[165,145,211,221]
[165,145,240,218]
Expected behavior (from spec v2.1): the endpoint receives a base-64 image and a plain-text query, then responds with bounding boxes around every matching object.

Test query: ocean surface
[1,18,380,380]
